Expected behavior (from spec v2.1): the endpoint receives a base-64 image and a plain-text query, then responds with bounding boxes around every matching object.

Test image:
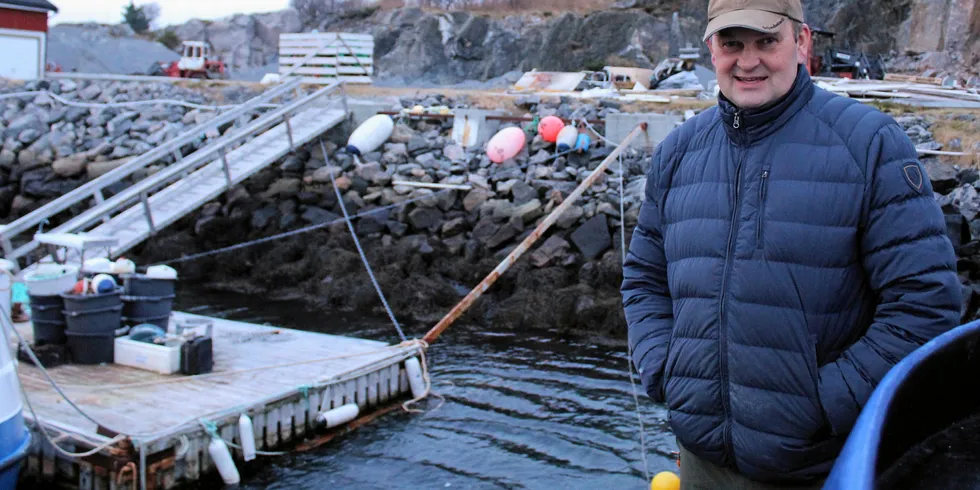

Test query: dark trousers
[678,444,827,490]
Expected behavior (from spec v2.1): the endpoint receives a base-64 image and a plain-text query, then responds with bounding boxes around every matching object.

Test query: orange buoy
[486,127,526,164]
[537,115,565,143]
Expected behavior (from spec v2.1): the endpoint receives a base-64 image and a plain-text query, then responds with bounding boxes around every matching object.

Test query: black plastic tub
[63,305,123,334]
[123,274,175,298]
[66,331,115,364]
[61,287,122,312]
[28,294,65,325]
[122,294,175,319]
[31,319,66,346]
[123,314,171,330]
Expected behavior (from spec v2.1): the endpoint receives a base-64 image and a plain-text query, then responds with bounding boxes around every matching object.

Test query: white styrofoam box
[114,337,181,375]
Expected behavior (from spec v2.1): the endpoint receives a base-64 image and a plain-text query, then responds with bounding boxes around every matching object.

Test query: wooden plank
[367,371,379,407]
[884,73,944,85]
[291,76,373,85]
[279,402,293,444]
[389,364,400,398]
[379,366,390,403]
[265,406,280,448]
[79,462,95,490]
[279,51,375,60]
[356,376,368,409]
[280,32,374,42]
[901,86,980,102]
[279,38,374,49]
[281,66,374,76]
[184,436,201,481]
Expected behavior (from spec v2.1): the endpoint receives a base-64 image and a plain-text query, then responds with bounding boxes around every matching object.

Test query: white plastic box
[114,337,181,374]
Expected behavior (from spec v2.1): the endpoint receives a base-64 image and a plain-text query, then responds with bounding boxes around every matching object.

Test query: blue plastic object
[823,320,980,489]
[0,416,30,490]
[128,324,167,343]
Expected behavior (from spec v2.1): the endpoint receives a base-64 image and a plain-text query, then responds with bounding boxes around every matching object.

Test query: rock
[471,218,500,245]
[302,206,340,225]
[0,149,16,169]
[79,84,102,101]
[17,129,42,145]
[468,173,490,189]
[416,152,437,166]
[9,195,37,216]
[511,181,538,204]
[923,159,959,194]
[407,135,428,155]
[442,217,467,236]
[463,187,492,212]
[87,157,131,179]
[390,123,416,144]
[357,208,388,235]
[251,206,278,229]
[530,235,571,267]
[512,199,543,224]
[311,166,343,183]
[262,178,301,199]
[570,214,611,260]
[486,224,517,249]
[443,234,467,255]
[949,184,980,221]
[382,143,409,164]
[410,188,440,207]
[443,144,466,163]
[407,207,443,231]
[51,154,88,177]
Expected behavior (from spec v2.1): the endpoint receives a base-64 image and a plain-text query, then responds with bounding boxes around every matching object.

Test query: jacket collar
[717,64,814,146]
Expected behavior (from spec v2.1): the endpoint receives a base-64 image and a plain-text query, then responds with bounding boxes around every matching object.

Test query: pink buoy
[486,127,526,164]
[537,116,564,143]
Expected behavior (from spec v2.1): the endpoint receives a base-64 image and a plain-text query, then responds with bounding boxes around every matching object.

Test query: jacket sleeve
[817,122,962,437]
[622,138,675,404]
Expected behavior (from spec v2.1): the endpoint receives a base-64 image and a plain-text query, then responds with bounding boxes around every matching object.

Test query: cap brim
[702,10,789,42]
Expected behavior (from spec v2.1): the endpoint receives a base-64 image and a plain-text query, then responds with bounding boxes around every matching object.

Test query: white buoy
[238,414,256,462]
[556,125,578,152]
[317,403,360,428]
[346,114,394,156]
[208,437,241,485]
[405,357,426,399]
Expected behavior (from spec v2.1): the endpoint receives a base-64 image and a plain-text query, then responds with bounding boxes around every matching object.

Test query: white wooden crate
[278,32,374,85]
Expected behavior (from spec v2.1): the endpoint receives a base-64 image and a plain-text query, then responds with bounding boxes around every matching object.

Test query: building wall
[0,7,48,32]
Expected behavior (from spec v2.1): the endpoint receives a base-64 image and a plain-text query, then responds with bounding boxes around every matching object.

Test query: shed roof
[0,0,58,13]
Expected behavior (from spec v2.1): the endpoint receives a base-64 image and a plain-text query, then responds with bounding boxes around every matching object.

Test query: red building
[0,0,58,80]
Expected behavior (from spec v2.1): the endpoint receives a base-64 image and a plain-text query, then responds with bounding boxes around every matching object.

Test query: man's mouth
[734,75,768,83]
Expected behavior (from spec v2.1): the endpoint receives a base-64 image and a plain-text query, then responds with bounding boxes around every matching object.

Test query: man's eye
[723,41,741,49]
[760,37,777,45]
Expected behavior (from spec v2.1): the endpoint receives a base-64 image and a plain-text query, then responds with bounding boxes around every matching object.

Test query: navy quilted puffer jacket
[622,66,962,482]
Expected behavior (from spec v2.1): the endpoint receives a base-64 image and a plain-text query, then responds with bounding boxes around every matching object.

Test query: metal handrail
[9,82,346,262]
[0,79,303,253]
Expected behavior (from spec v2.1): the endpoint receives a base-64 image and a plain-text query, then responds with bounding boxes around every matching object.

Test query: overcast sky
[51,0,291,27]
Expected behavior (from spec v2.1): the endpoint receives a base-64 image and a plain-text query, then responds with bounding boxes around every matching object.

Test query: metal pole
[219,148,232,189]
[422,122,649,345]
[339,82,349,115]
[139,192,155,233]
[284,114,295,152]
[92,191,110,224]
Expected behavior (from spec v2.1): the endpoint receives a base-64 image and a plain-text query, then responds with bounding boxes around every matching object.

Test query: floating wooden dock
[6,311,424,489]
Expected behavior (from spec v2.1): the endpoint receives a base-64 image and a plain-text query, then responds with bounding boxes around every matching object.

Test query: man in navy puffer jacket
[621,0,962,487]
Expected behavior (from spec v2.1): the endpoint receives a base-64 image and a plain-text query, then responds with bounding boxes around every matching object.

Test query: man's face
[707,20,810,109]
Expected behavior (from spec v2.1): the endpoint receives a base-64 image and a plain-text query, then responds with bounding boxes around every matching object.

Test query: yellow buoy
[411,105,425,115]
[650,471,680,490]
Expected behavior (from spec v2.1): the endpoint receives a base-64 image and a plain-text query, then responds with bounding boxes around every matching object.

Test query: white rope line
[619,152,651,481]
[320,138,407,342]
[0,89,281,111]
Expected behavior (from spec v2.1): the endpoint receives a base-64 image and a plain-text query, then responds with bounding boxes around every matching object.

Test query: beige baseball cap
[702,0,805,42]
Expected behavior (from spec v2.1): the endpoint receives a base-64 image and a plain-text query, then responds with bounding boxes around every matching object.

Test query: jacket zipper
[718,141,745,465]
[757,167,769,248]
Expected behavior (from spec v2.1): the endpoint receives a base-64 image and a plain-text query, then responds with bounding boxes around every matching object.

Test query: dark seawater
[175,289,678,490]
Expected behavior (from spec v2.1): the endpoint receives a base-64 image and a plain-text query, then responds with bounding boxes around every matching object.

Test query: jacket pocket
[756,165,770,249]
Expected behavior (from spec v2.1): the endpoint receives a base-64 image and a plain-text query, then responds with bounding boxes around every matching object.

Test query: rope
[150,189,452,266]
[198,419,289,456]
[618,152,651,481]
[0,89,280,112]
[319,138,406,342]
[400,340,444,414]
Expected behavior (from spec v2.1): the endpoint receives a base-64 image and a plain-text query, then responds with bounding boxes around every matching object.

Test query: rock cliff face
[45,0,979,84]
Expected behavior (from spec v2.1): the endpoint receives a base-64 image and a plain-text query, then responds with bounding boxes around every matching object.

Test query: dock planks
[6,311,422,489]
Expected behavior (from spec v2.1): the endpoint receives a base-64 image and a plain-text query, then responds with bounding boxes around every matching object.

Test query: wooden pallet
[278,32,374,85]
[8,312,422,489]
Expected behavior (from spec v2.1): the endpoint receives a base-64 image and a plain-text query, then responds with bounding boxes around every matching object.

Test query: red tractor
[149,41,227,80]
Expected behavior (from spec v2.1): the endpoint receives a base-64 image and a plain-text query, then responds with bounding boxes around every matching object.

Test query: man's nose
[735,48,762,72]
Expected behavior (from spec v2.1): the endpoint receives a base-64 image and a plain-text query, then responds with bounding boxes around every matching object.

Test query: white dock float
[6,312,423,489]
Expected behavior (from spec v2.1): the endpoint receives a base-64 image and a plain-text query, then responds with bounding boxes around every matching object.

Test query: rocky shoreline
[3,78,980,341]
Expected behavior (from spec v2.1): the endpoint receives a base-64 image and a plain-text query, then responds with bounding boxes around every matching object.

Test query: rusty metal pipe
[422,122,649,345]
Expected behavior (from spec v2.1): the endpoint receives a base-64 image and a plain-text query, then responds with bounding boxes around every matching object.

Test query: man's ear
[796,23,812,65]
